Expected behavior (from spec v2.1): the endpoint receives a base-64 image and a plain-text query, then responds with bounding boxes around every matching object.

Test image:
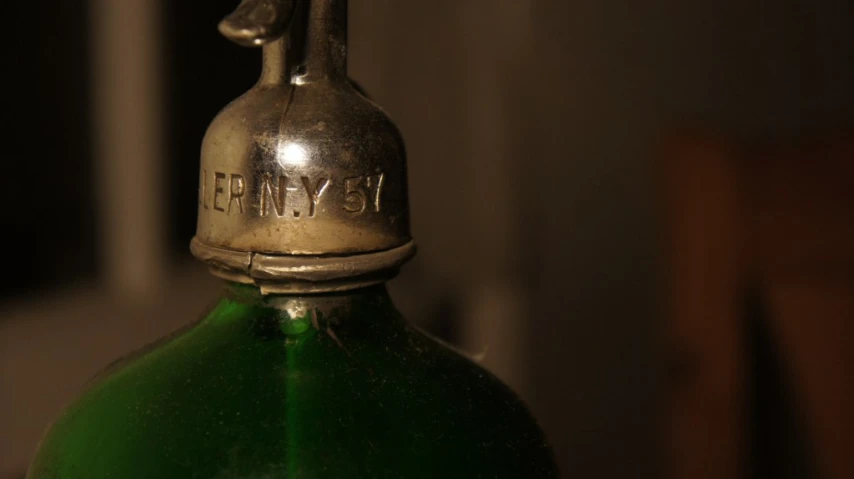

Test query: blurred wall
[349,1,854,477]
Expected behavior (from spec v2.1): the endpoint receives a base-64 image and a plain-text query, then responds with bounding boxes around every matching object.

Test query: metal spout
[191,0,414,294]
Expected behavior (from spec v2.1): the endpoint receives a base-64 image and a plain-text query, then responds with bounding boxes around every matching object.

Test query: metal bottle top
[191,0,415,293]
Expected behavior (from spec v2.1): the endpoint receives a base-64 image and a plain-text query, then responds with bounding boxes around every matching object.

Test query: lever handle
[218,0,296,47]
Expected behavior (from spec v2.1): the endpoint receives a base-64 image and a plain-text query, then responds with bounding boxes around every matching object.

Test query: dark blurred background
[2,1,853,478]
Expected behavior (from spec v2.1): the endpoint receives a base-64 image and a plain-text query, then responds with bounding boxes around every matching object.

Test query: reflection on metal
[192,0,414,292]
[277,142,309,166]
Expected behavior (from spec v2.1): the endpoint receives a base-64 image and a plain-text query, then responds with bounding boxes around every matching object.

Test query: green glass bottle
[27,1,559,477]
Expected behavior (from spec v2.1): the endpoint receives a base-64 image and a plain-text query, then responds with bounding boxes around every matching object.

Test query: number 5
[343,177,367,213]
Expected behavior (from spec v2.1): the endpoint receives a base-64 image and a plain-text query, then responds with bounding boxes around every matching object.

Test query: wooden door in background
[663,131,854,479]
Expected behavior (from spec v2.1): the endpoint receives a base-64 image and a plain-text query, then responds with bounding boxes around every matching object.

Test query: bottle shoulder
[29,292,557,478]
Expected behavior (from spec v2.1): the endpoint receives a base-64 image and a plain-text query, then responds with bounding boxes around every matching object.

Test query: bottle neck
[259,0,348,86]
[226,281,395,319]
[221,282,400,339]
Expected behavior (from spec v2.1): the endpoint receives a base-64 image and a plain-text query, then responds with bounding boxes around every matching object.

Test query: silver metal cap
[191,0,414,293]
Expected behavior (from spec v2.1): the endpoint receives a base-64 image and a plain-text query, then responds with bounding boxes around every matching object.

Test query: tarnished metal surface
[190,237,415,293]
[192,0,414,292]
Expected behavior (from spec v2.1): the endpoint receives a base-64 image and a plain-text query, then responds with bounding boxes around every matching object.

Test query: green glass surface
[28,284,558,478]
